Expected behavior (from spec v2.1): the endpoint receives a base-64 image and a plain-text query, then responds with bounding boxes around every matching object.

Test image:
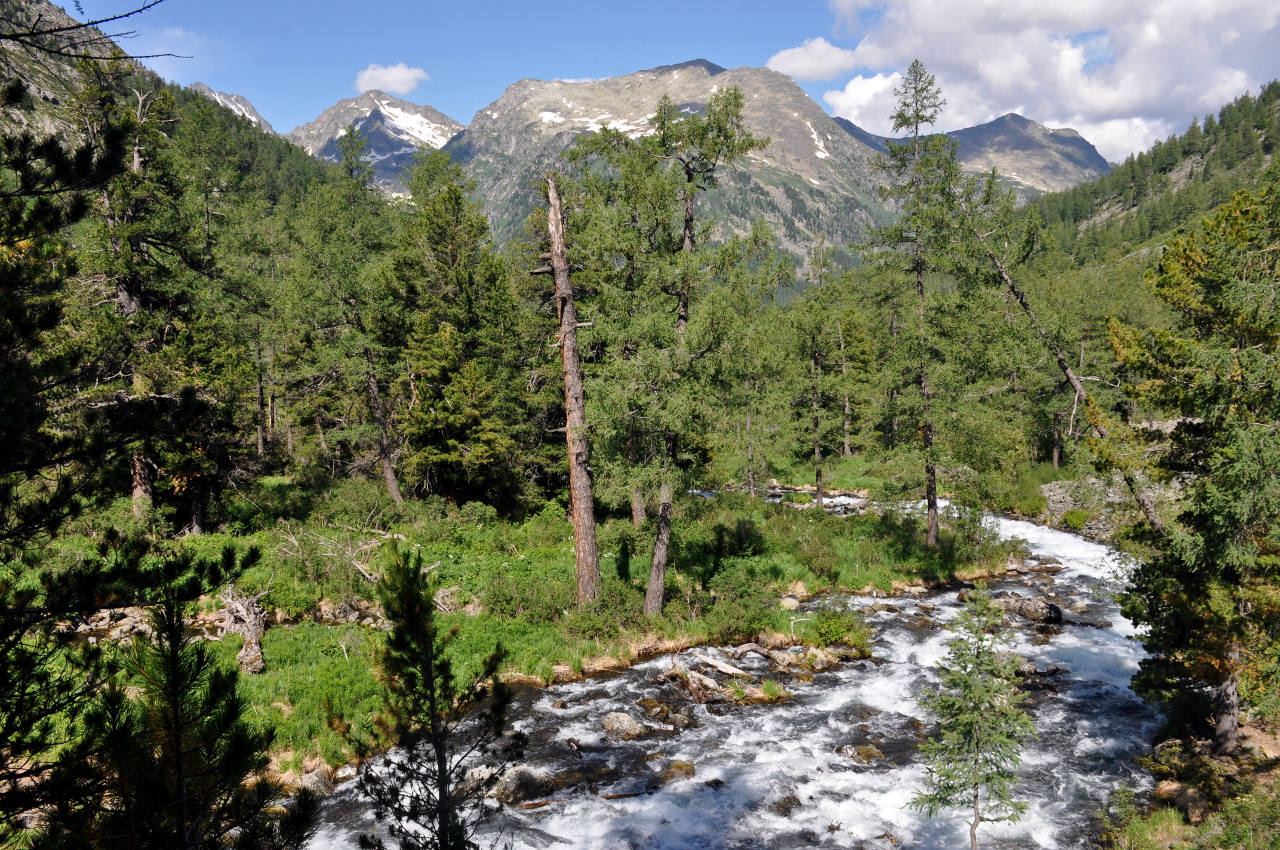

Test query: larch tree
[875,59,958,546]
[569,87,766,615]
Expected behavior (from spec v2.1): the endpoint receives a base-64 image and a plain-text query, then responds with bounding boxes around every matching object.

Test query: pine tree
[33,548,318,850]
[911,585,1034,850]
[352,547,509,850]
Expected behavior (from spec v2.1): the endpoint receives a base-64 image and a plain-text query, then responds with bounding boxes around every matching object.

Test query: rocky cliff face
[445,59,889,253]
[286,90,463,190]
[191,82,274,133]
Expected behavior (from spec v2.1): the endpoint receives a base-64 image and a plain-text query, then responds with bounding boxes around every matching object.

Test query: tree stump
[219,584,268,674]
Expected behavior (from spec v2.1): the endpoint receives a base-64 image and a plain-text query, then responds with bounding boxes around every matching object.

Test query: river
[309,513,1159,849]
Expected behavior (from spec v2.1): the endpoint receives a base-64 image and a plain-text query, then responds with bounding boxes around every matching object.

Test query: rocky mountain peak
[191,82,274,133]
[285,90,464,190]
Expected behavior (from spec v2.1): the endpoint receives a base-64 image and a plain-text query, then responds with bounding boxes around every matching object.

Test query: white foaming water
[309,519,1159,850]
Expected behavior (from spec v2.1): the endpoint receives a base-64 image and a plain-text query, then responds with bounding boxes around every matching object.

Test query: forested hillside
[1,6,1278,848]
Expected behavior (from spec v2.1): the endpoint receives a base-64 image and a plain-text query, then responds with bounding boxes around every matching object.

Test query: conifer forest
[1,3,1279,849]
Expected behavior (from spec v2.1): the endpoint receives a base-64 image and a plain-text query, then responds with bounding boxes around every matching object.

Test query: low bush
[807,609,872,655]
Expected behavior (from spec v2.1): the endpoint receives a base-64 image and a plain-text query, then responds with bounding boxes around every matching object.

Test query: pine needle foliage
[911,585,1034,850]
[354,546,510,850]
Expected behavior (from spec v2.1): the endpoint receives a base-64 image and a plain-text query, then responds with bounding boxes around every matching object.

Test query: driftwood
[219,582,269,674]
[731,643,769,660]
[685,670,723,703]
[690,651,753,679]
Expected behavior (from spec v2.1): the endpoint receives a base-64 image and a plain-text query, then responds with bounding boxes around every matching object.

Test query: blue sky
[73,0,1280,161]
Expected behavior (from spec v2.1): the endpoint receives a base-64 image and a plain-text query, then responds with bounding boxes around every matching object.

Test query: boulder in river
[494,765,555,804]
[997,596,1063,624]
[300,767,335,797]
[602,711,650,740]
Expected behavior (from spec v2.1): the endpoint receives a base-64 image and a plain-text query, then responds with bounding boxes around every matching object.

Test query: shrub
[808,609,872,655]
[482,563,575,624]
[562,577,646,641]
[1062,509,1090,531]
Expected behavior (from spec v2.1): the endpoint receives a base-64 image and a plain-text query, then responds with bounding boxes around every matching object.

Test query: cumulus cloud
[767,37,858,80]
[783,0,1280,160]
[355,62,429,95]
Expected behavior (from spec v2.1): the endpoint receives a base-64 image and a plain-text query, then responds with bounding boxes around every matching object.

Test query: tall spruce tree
[291,126,404,502]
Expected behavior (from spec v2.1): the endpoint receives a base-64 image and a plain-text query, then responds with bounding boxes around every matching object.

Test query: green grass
[60,477,1030,767]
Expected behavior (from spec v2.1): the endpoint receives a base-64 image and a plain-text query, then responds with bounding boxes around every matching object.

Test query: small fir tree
[353,547,510,850]
[911,585,1034,850]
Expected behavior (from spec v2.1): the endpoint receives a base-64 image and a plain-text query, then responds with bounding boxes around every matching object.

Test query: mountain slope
[191,82,274,133]
[446,59,889,253]
[835,112,1110,197]
[287,91,463,189]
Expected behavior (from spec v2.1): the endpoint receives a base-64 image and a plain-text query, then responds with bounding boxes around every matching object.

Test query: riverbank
[143,484,1022,783]
[307,512,1161,849]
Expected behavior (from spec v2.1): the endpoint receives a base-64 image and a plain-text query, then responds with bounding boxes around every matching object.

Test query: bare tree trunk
[970,790,980,850]
[546,176,600,606]
[362,354,403,505]
[630,492,646,529]
[746,401,757,498]
[916,245,939,547]
[966,222,1165,533]
[645,482,673,615]
[1052,409,1063,470]
[189,487,206,536]
[1214,648,1242,754]
[131,452,153,518]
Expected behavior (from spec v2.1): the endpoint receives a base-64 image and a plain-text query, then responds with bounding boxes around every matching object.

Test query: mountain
[286,91,464,189]
[191,82,274,133]
[445,59,889,253]
[837,112,1111,198]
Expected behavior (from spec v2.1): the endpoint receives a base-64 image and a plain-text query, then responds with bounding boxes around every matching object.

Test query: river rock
[780,595,801,610]
[300,767,335,797]
[494,765,555,804]
[1155,779,1208,823]
[602,711,649,740]
[659,760,695,784]
[997,596,1063,624]
[997,651,1038,678]
[770,792,802,817]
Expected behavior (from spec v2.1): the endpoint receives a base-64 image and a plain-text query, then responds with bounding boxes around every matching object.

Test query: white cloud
[787,0,1280,159]
[767,37,858,80]
[822,72,898,130]
[355,62,429,96]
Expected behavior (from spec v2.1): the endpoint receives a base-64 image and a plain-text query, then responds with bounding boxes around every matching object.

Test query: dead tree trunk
[974,242,1165,533]
[545,176,600,606]
[219,583,268,674]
